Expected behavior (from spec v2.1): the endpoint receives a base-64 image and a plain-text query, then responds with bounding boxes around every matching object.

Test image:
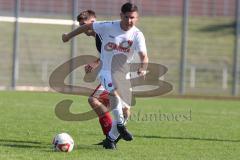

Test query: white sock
[108,120,120,141]
[110,96,124,124]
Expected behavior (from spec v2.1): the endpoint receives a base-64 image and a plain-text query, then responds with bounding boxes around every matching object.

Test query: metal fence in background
[0,0,236,17]
[0,0,239,97]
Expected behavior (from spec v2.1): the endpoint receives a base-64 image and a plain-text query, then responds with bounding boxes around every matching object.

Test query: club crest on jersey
[104,40,133,53]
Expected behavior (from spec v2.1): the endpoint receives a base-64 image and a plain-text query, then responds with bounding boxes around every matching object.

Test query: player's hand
[62,33,69,42]
[84,64,94,73]
[84,61,99,73]
[137,68,147,79]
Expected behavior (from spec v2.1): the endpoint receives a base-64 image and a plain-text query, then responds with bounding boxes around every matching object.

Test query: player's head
[120,2,139,31]
[77,10,96,36]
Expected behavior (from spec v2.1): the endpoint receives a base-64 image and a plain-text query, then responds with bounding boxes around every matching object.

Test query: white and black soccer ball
[52,133,74,152]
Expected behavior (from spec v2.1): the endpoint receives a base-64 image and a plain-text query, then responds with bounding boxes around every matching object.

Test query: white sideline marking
[0,16,78,25]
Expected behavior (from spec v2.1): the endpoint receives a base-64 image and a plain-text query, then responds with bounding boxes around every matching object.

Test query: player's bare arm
[62,23,94,42]
[137,51,148,76]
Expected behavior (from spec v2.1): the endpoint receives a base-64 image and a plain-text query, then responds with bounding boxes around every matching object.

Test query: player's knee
[88,96,98,107]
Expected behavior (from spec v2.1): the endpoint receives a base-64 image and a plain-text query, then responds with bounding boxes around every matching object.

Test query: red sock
[99,112,112,135]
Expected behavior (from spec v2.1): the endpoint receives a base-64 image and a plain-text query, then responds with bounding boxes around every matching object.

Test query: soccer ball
[52,133,74,152]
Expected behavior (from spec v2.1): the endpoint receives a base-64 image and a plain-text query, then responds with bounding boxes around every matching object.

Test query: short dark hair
[77,10,96,22]
[121,2,138,13]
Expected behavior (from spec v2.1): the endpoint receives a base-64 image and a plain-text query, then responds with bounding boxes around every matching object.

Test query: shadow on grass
[42,144,103,153]
[0,143,47,149]
[135,135,240,143]
[0,139,42,144]
[0,139,50,149]
[198,22,235,34]
[75,144,102,150]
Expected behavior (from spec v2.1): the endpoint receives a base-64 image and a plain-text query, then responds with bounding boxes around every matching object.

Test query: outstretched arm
[62,23,93,42]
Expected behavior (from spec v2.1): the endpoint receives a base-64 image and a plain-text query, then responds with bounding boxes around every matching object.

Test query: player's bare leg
[88,96,112,136]
[123,107,130,124]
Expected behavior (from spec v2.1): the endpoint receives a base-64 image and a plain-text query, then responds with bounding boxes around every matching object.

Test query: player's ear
[120,12,123,19]
[87,22,94,31]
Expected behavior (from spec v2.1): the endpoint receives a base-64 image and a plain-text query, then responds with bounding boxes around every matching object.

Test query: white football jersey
[93,20,147,71]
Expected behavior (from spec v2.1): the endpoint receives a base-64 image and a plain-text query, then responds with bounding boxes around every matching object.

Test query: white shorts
[99,70,115,92]
[99,70,131,109]
[91,83,130,109]
[121,99,130,109]
[91,84,110,107]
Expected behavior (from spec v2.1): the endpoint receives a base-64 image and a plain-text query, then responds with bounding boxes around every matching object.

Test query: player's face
[79,17,96,36]
[120,11,138,31]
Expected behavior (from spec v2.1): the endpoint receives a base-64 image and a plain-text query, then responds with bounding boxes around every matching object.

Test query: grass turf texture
[0,91,239,160]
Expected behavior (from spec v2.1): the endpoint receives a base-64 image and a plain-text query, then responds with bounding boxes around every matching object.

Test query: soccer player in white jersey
[62,2,148,149]
[77,10,130,144]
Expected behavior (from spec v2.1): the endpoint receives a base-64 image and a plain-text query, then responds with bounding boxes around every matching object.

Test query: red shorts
[90,84,110,107]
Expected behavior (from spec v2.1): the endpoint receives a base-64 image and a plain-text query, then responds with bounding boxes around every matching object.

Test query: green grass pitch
[0,91,239,160]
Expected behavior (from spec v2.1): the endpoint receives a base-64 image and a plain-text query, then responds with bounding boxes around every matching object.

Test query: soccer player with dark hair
[62,2,148,149]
